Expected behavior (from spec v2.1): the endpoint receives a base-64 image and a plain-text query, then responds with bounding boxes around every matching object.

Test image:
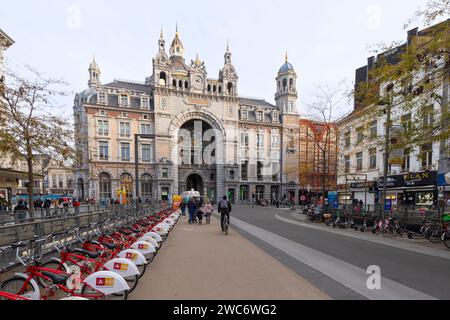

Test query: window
[345,156,350,173]
[370,121,378,139]
[272,112,279,123]
[99,110,107,116]
[242,110,248,120]
[369,148,377,169]
[121,143,131,161]
[210,173,215,180]
[421,143,433,169]
[67,178,73,189]
[119,122,131,138]
[257,111,263,122]
[58,175,64,188]
[99,173,112,200]
[356,127,364,144]
[345,132,351,148]
[161,98,167,110]
[403,148,411,172]
[141,97,149,108]
[257,133,264,148]
[229,170,235,180]
[423,106,434,127]
[356,152,363,171]
[99,141,109,160]
[271,135,280,149]
[228,106,233,117]
[289,102,294,112]
[143,115,149,120]
[241,161,248,180]
[52,175,57,188]
[402,113,412,133]
[257,162,263,181]
[98,120,109,136]
[142,144,152,163]
[121,112,128,118]
[98,92,106,104]
[241,132,249,147]
[161,168,169,179]
[141,174,152,200]
[140,123,152,135]
[120,95,128,107]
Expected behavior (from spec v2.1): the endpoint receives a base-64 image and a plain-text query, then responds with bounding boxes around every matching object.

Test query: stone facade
[73,30,301,204]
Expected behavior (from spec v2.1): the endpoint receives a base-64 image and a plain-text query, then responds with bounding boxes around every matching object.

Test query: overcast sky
[1,0,432,119]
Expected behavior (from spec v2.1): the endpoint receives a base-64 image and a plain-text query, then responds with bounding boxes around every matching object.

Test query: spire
[158,27,166,52]
[170,24,184,57]
[88,55,101,88]
[285,51,288,63]
[224,41,232,64]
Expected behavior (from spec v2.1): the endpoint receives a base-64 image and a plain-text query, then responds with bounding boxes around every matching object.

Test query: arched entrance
[186,174,203,193]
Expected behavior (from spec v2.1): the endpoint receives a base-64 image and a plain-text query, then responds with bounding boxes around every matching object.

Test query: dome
[279,62,294,73]
[78,87,97,104]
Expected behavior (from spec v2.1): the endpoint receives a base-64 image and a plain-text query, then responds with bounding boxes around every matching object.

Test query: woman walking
[203,201,214,225]
[187,198,197,224]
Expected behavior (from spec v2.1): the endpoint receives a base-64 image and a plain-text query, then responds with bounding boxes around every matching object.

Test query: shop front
[378,171,438,209]
[349,181,378,206]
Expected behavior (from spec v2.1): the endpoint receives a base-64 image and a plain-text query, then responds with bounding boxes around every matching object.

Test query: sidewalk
[130,215,329,300]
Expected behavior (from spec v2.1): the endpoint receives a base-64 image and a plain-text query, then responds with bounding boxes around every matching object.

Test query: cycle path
[130,215,329,300]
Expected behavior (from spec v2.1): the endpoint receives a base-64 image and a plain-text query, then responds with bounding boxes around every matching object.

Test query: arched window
[159,72,167,86]
[289,78,293,89]
[282,79,287,89]
[213,85,217,93]
[185,81,189,89]
[141,174,152,202]
[227,82,233,94]
[99,173,111,200]
[179,80,183,88]
[207,84,211,92]
[172,79,177,87]
[120,173,133,199]
[218,86,222,94]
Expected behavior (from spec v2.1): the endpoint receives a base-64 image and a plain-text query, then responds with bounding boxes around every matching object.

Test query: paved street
[131,214,329,300]
[231,205,450,300]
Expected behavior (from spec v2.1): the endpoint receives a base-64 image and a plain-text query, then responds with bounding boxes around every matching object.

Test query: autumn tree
[0,66,75,212]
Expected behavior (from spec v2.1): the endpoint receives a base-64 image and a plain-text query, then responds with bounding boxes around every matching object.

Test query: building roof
[279,62,294,73]
[104,80,152,93]
[239,97,276,109]
[0,28,14,48]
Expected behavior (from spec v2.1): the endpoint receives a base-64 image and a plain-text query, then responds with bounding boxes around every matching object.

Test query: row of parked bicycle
[305,210,450,250]
[0,207,181,300]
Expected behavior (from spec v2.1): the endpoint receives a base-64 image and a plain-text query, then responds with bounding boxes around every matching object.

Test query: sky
[1,0,432,119]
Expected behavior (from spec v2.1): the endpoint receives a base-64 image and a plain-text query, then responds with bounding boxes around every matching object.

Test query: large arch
[168,108,226,202]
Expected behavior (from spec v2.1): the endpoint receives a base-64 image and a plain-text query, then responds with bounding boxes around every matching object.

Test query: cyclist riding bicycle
[218,196,232,232]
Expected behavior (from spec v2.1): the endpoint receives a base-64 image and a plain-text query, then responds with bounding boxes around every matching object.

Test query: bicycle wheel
[137,263,147,279]
[425,226,443,243]
[1,277,39,300]
[224,217,229,236]
[381,224,396,237]
[80,282,128,300]
[113,275,139,296]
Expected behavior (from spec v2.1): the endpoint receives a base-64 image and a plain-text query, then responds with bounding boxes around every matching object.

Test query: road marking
[275,213,450,261]
[183,228,194,232]
[231,217,437,300]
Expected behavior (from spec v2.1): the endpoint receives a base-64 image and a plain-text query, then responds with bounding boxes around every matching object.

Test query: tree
[355,0,450,150]
[0,66,75,212]
[303,82,347,201]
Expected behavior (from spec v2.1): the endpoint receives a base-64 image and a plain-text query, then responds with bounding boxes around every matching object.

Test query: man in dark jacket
[218,196,232,232]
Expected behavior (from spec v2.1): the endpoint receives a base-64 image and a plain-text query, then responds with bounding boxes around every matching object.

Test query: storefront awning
[0,168,44,180]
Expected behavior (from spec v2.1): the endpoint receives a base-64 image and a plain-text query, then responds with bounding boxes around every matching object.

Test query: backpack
[219,200,229,209]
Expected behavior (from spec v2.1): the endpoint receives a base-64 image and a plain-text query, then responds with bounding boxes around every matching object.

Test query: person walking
[203,201,214,225]
[197,204,204,225]
[180,200,187,218]
[187,198,197,224]
[14,200,28,224]
[251,193,256,208]
[218,196,232,232]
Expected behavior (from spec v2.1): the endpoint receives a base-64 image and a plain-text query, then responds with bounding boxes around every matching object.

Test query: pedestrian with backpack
[218,196,232,232]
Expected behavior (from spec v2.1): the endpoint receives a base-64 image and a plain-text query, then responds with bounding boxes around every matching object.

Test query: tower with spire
[169,24,185,57]
[219,42,238,97]
[88,56,101,88]
[275,52,298,115]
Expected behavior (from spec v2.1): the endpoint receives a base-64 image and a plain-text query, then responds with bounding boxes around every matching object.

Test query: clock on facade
[193,76,203,90]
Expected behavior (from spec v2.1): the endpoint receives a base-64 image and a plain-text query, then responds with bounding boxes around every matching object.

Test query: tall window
[356,152,363,171]
[121,143,131,161]
[141,97,149,108]
[421,143,433,169]
[140,123,152,135]
[161,168,169,179]
[356,127,364,145]
[52,174,57,188]
[257,111,263,122]
[67,177,73,189]
[142,144,152,163]
[257,133,265,148]
[241,132,249,147]
[99,173,112,200]
[370,121,378,139]
[289,102,294,112]
[98,120,109,136]
[98,92,106,104]
[257,162,263,181]
[120,95,128,107]
[99,141,108,160]
[369,148,377,169]
[58,175,64,188]
[345,132,351,148]
[272,112,279,123]
[120,122,131,138]
[141,174,152,201]
[401,113,412,133]
[345,156,350,173]
[242,110,248,120]
[241,161,248,180]
[271,135,280,149]
[422,106,434,127]
[161,98,167,110]
[403,148,411,172]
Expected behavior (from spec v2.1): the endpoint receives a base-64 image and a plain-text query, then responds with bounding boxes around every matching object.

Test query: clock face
[193,76,203,90]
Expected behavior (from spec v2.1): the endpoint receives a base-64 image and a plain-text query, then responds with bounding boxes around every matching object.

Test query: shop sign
[378,171,437,188]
